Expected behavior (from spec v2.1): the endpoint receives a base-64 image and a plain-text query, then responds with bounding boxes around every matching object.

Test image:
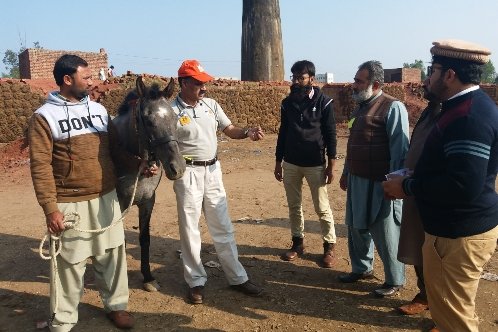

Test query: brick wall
[19,48,108,80]
[384,68,421,83]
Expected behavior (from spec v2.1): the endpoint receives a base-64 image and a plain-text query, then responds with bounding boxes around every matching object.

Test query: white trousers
[173,161,248,287]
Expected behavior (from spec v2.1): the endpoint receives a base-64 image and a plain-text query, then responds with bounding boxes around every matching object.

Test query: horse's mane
[117,83,163,116]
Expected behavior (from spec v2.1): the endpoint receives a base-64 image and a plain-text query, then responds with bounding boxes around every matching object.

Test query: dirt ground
[0,131,497,332]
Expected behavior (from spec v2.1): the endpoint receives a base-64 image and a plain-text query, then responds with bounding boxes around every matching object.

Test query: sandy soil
[0,132,497,332]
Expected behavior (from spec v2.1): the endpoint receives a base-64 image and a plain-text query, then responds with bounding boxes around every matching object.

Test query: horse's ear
[136,76,146,97]
[163,77,175,99]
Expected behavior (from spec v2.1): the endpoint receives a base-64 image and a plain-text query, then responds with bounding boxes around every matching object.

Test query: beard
[422,85,438,102]
[352,84,374,103]
[72,87,89,101]
[289,83,312,102]
[427,76,447,102]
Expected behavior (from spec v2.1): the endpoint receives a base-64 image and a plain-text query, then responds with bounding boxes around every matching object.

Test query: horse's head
[135,77,186,180]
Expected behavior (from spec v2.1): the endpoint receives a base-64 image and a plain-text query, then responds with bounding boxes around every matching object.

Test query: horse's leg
[137,193,160,292]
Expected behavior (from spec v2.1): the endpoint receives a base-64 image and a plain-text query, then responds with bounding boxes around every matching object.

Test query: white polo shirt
[171,96,231,161]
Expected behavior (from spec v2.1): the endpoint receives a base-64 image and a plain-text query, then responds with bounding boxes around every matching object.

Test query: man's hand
[382,176,408,199]
[339,174,348,191]
[141,161,159,178]
[46,210,65,234]
[274,162,283,182]
[248,126,265,141]
[324,159,336,184]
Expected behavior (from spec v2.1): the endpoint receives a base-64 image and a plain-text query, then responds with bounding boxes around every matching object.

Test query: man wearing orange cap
[383,40,498,332]
[171,59,264,304]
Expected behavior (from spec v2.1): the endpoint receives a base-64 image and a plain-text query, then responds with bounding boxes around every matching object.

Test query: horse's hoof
[143,280,160,292]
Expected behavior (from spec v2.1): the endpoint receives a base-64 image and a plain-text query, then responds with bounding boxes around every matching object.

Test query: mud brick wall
[19,48,108,80]
[322,83,406,123]
[98,75,289,134]
[480,84,498,103]
[0,79,45,142]
[1,75,497,143]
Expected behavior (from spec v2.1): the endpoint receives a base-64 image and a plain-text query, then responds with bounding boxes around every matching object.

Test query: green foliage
[481,60,496,84]
[2,49,20,77]
[1,42,41,78]
[403,59,427,81]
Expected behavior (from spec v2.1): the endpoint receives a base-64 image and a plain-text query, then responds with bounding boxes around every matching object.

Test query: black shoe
[187,286,204,304]
[338,271,374,283]
[374,283,402,297]
[230,280,263,296]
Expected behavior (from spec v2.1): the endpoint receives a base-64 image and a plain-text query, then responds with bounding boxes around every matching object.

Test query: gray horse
[112,77,185,291]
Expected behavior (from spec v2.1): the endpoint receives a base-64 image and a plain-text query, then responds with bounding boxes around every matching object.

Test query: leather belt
[185,156,217,166]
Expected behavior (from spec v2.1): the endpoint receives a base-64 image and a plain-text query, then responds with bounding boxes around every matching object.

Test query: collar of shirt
[359,90,383,107]
[308,87,315,99]
[447,86,479,101]
[54,92,86,103]
[176,95,200,109]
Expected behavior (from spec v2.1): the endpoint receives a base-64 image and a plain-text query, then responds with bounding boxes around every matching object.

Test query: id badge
[179,115,191,126]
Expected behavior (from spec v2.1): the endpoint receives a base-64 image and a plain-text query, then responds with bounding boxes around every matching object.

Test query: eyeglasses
[427,65,444,76]
[290,74,309,83]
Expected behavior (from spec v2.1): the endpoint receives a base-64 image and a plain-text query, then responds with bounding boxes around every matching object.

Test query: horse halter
[130,98,178,159]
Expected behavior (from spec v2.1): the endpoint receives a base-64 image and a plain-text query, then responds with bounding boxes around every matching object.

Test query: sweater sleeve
[321,98,337,159]
[28,114,59,215]
[275,104,287,162]
[405,115,492,203]
[385,101,410,172]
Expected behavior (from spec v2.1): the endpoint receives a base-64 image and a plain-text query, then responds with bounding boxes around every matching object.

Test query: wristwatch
[244,128,250,138]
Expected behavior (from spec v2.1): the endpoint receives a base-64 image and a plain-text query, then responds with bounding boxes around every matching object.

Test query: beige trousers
[49,244,129,332]
[282,161,336,243]
[422,225,498,332]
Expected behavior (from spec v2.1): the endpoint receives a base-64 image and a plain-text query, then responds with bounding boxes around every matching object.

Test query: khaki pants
[282,161,336,243]
[423,225,498,332]
[50,245,129,332]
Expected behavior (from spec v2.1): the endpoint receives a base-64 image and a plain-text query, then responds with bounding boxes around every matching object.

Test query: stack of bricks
[0,79,45,142]
[1,74,496,143]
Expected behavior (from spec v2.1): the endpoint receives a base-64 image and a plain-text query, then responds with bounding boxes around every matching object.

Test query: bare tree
[241,0,284,81]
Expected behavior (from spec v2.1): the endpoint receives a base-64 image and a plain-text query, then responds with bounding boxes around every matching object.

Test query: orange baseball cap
[178,59,214,83]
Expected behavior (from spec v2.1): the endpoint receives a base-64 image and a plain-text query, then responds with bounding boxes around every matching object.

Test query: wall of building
[19,48,108,80]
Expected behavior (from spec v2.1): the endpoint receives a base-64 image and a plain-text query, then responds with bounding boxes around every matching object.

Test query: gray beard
[352,84,373,103]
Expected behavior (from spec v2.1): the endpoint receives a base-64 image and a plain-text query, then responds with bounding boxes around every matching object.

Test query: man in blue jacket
[383,39,498,332]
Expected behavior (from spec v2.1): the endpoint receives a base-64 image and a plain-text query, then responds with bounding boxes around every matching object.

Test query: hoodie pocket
[53,159,74,187]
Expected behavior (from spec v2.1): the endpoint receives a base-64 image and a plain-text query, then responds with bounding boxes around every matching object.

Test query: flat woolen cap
[430,39,491,64]
[178,59,213,83]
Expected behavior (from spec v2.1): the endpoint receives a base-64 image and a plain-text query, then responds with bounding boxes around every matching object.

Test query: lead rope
[38,163,145,325]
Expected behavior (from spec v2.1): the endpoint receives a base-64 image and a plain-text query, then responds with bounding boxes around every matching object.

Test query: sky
[2,0,498,83]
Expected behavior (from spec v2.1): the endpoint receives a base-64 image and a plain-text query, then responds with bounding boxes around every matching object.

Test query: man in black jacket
[274,60,337,268]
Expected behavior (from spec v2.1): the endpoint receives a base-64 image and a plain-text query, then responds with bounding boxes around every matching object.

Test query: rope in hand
[38,163,145,324]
